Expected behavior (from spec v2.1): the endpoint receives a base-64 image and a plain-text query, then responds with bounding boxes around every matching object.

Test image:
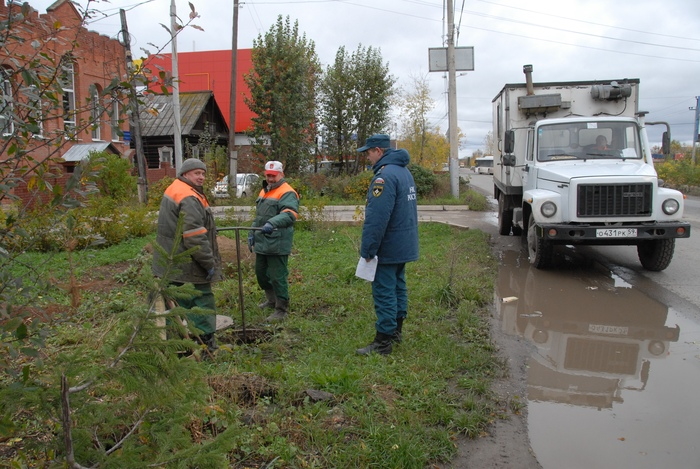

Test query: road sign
[428,46,474,72]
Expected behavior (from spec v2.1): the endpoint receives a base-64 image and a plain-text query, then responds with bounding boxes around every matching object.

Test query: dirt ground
[437,311,542,468]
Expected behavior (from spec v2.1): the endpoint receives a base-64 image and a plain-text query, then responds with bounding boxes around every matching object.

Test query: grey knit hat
[178,158,207,177]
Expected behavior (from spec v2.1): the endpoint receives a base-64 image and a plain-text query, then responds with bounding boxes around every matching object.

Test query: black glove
[206,268,216,281]
[261,222,274,235]
[247,232,255,252]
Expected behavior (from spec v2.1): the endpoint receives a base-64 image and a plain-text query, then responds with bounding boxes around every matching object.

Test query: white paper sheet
[355,256,378,282]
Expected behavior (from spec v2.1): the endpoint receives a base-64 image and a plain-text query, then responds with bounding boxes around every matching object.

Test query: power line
[463,9,700,53]
[475,0,700,44]
[465,24,700,63]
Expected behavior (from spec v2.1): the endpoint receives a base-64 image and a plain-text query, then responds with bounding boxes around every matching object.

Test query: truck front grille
[564,338,638,375]
[577,183,652,217]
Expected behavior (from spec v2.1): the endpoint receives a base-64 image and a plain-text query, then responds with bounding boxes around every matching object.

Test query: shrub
[343,171,373,200]
[83,152,138,202]
[408,164,438,197]
[300,172,329,197]
[297,198,326,231]
[147,176,176,211]
[76,198,155,245]
[656,159,700,189]
[463,188,490,211]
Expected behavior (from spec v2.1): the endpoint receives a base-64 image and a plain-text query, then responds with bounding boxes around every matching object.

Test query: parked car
[213,173,260,198]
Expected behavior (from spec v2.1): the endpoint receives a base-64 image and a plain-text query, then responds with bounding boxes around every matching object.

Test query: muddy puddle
[496,248,700,469]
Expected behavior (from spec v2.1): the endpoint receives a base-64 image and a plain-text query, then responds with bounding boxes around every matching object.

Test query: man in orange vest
[248,161,299,322]
[153,158,222,353]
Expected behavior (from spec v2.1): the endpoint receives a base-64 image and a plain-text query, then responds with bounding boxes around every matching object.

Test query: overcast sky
[28,0,700,155]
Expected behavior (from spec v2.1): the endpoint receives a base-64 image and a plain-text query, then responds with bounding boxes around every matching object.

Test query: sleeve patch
[372,185,384,197]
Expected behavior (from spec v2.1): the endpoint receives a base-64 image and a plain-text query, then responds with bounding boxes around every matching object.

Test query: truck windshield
[537,121,643,162]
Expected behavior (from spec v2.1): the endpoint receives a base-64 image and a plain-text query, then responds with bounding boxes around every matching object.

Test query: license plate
[588,324,628,335]
[596,228,637,238]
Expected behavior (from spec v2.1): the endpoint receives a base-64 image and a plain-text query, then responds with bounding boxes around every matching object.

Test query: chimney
[523,64,534,96]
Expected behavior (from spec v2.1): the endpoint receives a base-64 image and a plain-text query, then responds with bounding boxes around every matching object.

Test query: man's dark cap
[357,134,390,152]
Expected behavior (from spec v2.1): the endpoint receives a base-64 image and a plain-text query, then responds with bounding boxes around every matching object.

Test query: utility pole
[446,0,459,197]
[228,0,239,187]
[120,9,148,204]
[170,0,183,171]
[691,96,699,165]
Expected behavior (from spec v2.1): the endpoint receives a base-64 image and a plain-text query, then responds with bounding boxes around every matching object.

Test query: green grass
[2,222,508,467]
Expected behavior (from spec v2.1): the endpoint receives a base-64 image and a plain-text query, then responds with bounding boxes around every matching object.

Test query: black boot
[356,332,393,356]
[265,299,289,322]
[258,289,277,310]
[200,333,218,351]
[391,318,404,344]
[193,333,218,360]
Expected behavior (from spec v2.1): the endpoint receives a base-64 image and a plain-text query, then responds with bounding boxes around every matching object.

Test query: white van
[474,156,494,175]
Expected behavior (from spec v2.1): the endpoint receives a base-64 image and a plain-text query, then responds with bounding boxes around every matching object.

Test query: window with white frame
[60,59,76,135]
[0,67,14,135]
[27,85,44,137]
[91,88,101,140]
[111,95,120,141]
[158,146,173,166]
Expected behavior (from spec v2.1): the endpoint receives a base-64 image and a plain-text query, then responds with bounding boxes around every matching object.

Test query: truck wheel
[498,193,513,236]
[527,213,553,269]
[637,239,675,271]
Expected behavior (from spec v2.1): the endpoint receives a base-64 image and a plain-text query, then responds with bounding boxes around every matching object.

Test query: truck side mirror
[662,131,670,156]
[502,154,516,167]
[504,130,515,154]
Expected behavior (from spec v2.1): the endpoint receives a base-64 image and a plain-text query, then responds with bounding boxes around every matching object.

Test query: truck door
[522,128,535,190]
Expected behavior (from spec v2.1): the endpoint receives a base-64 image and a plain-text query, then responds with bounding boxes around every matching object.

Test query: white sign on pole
[428,46,475,72]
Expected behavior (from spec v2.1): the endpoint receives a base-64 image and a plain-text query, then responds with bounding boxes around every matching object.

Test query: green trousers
[173,282,217,335]
[255,254,289,302]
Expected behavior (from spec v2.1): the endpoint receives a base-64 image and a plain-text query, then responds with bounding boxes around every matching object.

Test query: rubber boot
[392,318,404,344]
[199,333,218,351]
[356,332,393,356]
[258,289,277,310]
[196,333,218,360]
[265,299,289,322]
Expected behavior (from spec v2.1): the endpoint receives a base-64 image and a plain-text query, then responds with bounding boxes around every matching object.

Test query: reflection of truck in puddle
[496,251,680,409]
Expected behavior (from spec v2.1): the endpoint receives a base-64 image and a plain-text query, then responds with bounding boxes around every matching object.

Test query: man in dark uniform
[356,134,419,355]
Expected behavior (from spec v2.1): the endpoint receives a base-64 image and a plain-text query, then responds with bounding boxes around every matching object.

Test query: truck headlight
[540,201,557,218]
[662,198,680,215]
[648,341,666,356]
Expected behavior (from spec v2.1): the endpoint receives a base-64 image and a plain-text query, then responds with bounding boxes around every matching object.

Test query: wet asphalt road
[467,172,700,469]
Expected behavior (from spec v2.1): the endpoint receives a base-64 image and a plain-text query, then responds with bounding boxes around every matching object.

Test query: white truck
[493,65,690,271]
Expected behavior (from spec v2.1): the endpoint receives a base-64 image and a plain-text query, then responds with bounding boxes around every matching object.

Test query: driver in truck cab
[594,135,610,151]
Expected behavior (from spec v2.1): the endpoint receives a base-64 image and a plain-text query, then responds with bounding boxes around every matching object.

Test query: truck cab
[493,65,690,271]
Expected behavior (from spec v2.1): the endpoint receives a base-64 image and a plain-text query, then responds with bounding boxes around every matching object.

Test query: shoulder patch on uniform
[372,185,384,197]
[374,177,385,184]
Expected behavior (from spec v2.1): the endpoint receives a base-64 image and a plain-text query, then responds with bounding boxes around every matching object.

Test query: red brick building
[0,0,129,205]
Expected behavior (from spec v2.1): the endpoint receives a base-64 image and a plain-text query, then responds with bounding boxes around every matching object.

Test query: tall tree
[318,46,355,170]
[318,45,395,174]
[244,16,321,175]
[398,74,449,170]
[351,45,395,173]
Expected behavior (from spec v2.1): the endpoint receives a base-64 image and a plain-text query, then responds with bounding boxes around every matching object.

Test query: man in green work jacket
[248,161,300,322]
[152,158,222,352]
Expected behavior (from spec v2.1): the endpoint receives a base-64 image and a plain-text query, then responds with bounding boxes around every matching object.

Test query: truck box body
[492,66,689,271]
